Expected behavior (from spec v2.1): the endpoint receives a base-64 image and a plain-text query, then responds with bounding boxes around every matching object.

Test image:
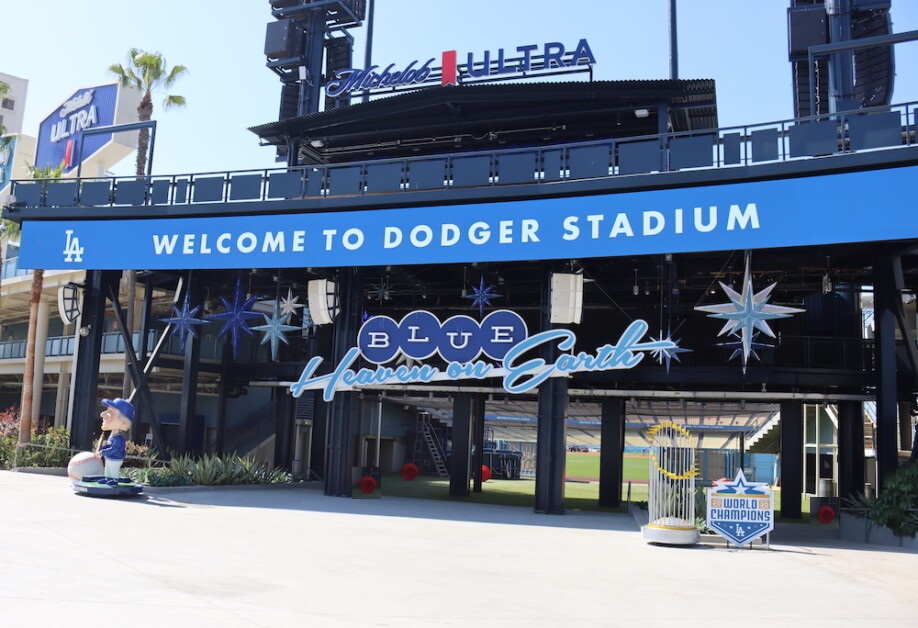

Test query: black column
[534,265,567,514]
[450,393,473,497]
[274,389,294,470]
[178,273,203,455]
[598,398,626,507]
[837,400,865,502]
[324,268,363,496]
[873,254,900,490]
[779,401,804,519]
[472,393,485,493]
[70,270,120,451]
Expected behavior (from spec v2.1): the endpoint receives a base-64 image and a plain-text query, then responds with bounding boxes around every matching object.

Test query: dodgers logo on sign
[706,470,774,547]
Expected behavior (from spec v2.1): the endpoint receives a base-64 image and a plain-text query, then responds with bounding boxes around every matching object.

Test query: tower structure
[264,0,367,163]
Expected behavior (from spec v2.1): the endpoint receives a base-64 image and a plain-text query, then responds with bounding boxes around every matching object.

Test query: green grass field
[377,452,809,517]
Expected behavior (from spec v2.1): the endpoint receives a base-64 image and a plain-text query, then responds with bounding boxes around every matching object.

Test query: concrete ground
[1,470,915,627]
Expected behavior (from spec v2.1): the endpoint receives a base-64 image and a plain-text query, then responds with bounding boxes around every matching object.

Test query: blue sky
[3,0,918,176]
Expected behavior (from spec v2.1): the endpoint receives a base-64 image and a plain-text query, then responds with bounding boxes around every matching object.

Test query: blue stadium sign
[706,470,775,547]
[17,165,918,271]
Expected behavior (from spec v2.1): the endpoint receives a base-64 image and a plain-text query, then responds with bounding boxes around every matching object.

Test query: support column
[837,400,865,502]
[779,401,804,519]
[534,265,567,514]
[274,389,294,470]
[70,270,120,451]
[324,268,363,496]
[874,254,900,490]
[178,273,203,455]
[30,299,51,426]
[53,364,70,429]
[450,393,473,497]
[472,393,485,493]
[598,398,626,508]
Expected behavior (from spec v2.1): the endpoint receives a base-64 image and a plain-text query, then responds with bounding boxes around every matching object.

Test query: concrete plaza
[1,470,915,627]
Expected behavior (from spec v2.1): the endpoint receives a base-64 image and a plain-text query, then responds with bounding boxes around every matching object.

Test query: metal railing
[9,100,918,210]
[0,329,226,361]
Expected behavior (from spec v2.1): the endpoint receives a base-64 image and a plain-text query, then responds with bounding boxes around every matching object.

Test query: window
[1,98,14,110]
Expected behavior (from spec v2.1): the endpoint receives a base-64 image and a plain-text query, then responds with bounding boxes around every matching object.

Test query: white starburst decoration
[649,329,692,373]
[279,288,305,318]
[694,255,804,373]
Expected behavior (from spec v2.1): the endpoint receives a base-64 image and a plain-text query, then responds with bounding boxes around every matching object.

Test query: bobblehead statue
[68,397,143,496]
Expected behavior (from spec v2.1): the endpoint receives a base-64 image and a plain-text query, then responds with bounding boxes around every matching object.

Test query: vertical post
[534,264,567,514]
[598,397,625,507]
[324,268,363,496]
[69,270,119,451]
[837,400,865,501]
[450,393,473,497]
[780,401,804,519]
[361,0,375,104]
[472,393,486,492]
[826,0,855,113]
[668,0,678,80]
[873,254,900,491]
[177,272,203,455]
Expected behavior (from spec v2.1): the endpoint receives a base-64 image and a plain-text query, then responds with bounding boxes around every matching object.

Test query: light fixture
[634,108,650,118]
[309,139,324,148]
[822,255,833,294]
[79,325,91,337]
[633,269,640,296]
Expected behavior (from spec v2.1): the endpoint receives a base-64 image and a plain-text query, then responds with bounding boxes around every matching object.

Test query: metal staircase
[413,412,449,478]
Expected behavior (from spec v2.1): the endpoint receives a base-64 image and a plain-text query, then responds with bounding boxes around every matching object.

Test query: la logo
[63,230,84,263]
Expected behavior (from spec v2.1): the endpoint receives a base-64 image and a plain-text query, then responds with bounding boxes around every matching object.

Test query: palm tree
[108,50,187,397]
[17,162,65,444]
[108,49,187,177]
[0,80,10,154]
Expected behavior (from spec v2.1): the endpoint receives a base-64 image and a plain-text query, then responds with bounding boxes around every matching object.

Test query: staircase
[413,412,449,478]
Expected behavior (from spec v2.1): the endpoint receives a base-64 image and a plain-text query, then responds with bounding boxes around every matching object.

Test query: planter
[838,511,918,549]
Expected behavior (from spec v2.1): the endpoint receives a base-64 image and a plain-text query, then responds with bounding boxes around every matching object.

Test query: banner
[19,165,916,270]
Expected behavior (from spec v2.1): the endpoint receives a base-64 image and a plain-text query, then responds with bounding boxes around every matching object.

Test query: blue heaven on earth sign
[287,310,681,402]
[706,470,775,547]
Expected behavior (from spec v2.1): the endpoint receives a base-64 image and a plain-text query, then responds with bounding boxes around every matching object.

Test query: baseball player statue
[98,398,134,485]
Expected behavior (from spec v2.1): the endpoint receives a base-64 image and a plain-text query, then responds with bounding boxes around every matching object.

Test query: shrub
[0,405,75,469]
[846,463,918,538]
[126,452,292,487]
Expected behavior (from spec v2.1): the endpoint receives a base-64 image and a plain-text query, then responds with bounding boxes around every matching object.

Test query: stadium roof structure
[250,79,717,164]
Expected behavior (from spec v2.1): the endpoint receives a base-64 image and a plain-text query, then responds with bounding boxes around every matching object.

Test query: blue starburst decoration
[252,301,300,361]
[301,307,315,336]
[463,276,502,317]
[716,332,773,366]
[206,278,263,359]
[366,281,391,304]
[695,258,804,372]
[161,292,208,353]
[648,329,692,373]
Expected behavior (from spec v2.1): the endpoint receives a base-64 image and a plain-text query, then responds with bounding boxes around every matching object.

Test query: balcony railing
[0,330,226,361]
[9,101,918,211]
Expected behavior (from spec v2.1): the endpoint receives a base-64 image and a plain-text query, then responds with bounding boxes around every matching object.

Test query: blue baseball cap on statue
[101,397,135,421]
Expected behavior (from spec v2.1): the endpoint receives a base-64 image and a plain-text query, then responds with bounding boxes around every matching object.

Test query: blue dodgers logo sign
[706,470,775,547]
[289,310,680,401]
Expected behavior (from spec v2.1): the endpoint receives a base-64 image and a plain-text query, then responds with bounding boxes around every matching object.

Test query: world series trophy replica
[642,423,700,545]
[67,398,143,497]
